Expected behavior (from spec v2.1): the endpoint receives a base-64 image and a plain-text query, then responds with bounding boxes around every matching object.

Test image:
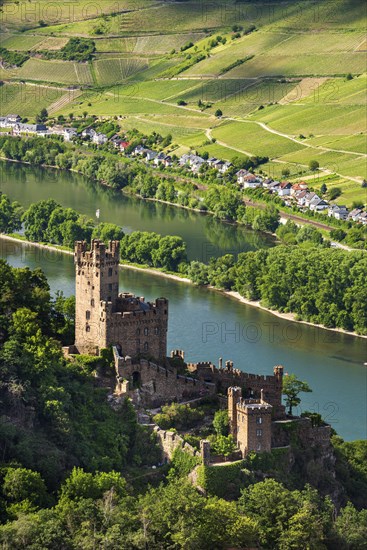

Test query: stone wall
[104,296,168,362]
[114,347,216,407]
[152,426,200,462]
[188,361,285,419]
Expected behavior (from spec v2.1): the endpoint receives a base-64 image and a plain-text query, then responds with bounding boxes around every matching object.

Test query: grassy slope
[0,0,365,202]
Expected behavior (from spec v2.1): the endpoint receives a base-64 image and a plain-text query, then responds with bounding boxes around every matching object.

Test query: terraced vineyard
[0,0,365,203]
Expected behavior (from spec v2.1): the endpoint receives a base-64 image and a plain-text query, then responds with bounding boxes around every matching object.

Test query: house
[110,134,123,148]
[262,178,274,189]
[81,127,96,139]
[6,114,21,125]
[119,141,130,152]
[347,208,363,222]
[13,123,47,135]
[294,190,308,206]
[63,127,78,142]
[309,197,329,211]
[304,192,320,208]
[291,182,308,195]
[219,161,232,174]
[154,152,172,167]
[268,181,280,193]
[207,157,219,168]
[179,153,191,166]
[134,145,147,156]
[328,205,348,220]
[277,182,292,197]
[0,117,9,128]
[236,169,249,185]
[359,212,367,225]
[145,150,157,161]
[242,174,263,189]
[92,132,108,145]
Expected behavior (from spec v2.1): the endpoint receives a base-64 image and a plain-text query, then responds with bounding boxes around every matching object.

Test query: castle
[69,239,292,457]
[228,387,273,456]
[73,240,168,360]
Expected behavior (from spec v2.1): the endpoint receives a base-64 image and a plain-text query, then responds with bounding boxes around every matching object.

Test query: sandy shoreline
[1,233,366,341]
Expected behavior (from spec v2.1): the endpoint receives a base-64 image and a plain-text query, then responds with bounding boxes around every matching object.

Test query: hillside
[0,0,366,204]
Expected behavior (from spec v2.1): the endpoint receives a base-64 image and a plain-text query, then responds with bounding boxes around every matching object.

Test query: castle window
[154,327,159,335]
[86,325,90,332]
[96,273,99,278]
[256,429,262,437]
[136,328,140,336]
[144,327,149,336]
[144,342,149,351]
[108,268,113,277]
[109,283,112,291]
[91,299,95,307]
[257,443,261,451]
[256,417,262,424]
[86,310,90,320]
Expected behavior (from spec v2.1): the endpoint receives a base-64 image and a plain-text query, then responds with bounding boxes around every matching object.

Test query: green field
[94,57,150,85]
[15,58,93,85]
[0,82,65,116]
[212,120,305,157]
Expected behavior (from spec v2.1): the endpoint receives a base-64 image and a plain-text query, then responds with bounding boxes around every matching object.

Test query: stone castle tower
[228,386,272,456]
[74,239,168,361]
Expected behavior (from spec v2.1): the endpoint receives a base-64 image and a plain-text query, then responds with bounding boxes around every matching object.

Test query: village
[0,113,366,226]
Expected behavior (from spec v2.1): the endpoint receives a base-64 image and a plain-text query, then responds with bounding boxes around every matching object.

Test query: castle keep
[228,387,273,456]
[74,240,168,360]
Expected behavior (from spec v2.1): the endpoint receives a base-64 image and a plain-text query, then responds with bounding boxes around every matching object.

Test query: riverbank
[1,232,366,341]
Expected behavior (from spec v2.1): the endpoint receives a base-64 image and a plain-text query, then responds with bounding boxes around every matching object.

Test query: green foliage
[91,222,124,243]
[213,409,229,436]
[0,47,28,67]
[2,467,48,511]
[41,38,96,61]
[120,231,187,271]
[328,187,342,200]
[197,461,249,499]
[171,447,200,477]
[332,438,367,509]
[309,159,320,171]
[209,434,237,457]
[239,479,333,549]
[219,55,254,75]
[153,403,204,431]
[282,374,312,415]
[0,192,22,233]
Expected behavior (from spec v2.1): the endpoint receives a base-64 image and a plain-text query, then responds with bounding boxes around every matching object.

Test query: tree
[92,222,124,244]
[3,467,49,516]
[282,373,312,415]
[36,108,48,123]
[213,409,229,436]
[328,187,342,200]
[282,168,290,178]
[0,192,22,233]
[215,109,223,117]
[320,183,327,194]
[309,160,319,172]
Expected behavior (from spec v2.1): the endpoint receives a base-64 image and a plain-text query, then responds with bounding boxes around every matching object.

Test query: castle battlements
[74,240,168,359]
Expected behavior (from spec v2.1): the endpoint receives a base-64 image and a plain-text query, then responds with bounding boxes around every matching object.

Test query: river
[0,162,366,441]
[0,162,274,261]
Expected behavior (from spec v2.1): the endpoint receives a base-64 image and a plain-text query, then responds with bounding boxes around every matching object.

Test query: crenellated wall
[188,361,285,419]
[113,347,216,407]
